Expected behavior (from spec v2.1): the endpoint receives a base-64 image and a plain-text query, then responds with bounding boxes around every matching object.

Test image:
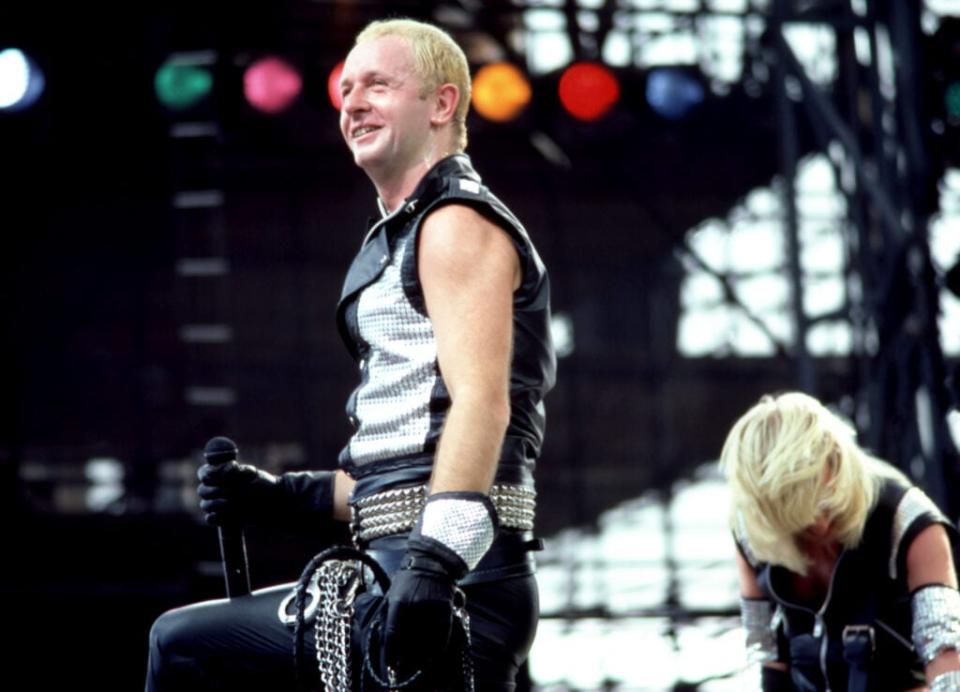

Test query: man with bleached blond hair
[147,17,554,691]
[722,392,960,691]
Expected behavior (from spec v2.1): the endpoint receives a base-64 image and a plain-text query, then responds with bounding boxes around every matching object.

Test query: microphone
[203,436,252,598]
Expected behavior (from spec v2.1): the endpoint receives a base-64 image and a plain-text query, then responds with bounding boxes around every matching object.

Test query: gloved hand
[383,492,497,674]
[197,461,335,532]
[761,665,792,692]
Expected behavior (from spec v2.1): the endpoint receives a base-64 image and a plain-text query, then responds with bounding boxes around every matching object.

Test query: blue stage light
[645,68,704,121]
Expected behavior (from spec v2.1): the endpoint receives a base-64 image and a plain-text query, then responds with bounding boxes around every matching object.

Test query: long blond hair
[719,392,886,574]
[355,18,471,151]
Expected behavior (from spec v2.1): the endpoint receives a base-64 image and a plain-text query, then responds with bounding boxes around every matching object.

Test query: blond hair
[719,392,887,574]
[355,18,470,151]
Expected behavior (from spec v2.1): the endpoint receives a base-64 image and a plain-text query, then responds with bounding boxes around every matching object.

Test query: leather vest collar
[335,154,478,358]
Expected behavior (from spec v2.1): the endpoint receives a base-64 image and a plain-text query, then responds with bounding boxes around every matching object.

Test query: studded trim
[350,483,535,543]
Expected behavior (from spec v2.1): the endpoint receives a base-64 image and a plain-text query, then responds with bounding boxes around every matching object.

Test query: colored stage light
[244,56,302,115]
[0,48,45,112]
[328,61,344,110]
[646,68,705,121]
[946,82,960,122]
[929,17,960,164]
[558,62,619,122]
[472,62,531,122]
[155,60,213,111]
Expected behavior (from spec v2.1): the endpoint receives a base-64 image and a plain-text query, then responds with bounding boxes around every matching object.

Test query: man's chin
[354,152,395,180]
[352,147,382,170]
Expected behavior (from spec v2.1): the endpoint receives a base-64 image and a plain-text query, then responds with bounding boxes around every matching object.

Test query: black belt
[361,530,543,591]
[843,625,875,692]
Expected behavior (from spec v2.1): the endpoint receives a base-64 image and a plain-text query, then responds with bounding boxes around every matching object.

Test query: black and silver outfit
[738,471,960,692]
[146,154,556,692]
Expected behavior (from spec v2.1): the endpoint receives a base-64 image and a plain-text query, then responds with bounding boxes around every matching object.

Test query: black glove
[197,462,335,532]
[383,535,464,673]
[383,492,497,674]
[761,665,792,692]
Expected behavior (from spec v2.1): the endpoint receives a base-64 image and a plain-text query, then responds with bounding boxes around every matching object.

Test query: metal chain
[305,555,476,692]
[361,587,475,692]
[452,588,475,692]
[314,559,360,692]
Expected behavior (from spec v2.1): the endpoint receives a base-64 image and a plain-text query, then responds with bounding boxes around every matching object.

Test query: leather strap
[362,530,542,589]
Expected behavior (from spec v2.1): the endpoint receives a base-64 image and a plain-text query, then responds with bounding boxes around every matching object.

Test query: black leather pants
[145,536,539,692]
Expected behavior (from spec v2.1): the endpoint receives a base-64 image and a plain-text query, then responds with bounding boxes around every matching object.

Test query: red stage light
[243,56,302,115]
[328,61,344,111]
[558,62,620,122]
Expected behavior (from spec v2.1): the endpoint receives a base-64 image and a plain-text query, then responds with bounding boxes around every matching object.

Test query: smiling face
[339,35,436,184]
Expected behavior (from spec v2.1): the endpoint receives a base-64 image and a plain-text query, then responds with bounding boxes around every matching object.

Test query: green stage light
[946,82,960,123]
[154,60,213,111]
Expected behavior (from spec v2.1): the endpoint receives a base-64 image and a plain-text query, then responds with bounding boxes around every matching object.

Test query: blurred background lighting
[0,48,45,112]
[646,67,706,120]
[472,62,532,122]
[947,255,960,298]
[243,56,302,115]
[85,458,125,513]
[947,82,960,122]
[154,60,213,111]
[550,312,575,358]
[327,60,344,111]
[558,61,620,122]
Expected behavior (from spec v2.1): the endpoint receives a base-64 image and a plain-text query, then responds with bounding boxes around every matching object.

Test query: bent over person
[146,18,555,692]
[721,392,960,691]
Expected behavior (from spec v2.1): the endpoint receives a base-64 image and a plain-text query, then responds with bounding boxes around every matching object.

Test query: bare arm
[417,204,521,494]
[906,523,960,684]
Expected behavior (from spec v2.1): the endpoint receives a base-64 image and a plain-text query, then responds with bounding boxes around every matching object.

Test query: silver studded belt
[349,483,536,543]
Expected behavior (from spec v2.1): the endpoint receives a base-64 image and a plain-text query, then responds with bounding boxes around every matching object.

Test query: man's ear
[430,83,460,127]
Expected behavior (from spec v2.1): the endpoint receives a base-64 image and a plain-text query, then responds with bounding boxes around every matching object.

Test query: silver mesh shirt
[911,585,960,664]
[740,598,779,663]
[347,233,441,464]
[890,486,945,579]
[421,497,496,570]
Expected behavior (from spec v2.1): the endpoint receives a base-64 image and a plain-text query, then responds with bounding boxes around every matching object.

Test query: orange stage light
[472,62,532,122]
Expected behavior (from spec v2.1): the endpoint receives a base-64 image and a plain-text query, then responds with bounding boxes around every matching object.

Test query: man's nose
[342,87,367,113]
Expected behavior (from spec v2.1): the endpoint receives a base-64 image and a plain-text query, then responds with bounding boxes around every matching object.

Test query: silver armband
[421,495,496,570]
[930,670,960,692]
[912,585,960,664]
[741,597,779,663]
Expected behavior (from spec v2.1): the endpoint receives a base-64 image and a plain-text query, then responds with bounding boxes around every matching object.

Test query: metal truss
[457,0,959,512]
[767,0,959,515]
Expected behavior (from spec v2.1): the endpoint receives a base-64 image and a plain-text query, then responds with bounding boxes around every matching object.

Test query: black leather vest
[335,154,556,488]
[743,475,955,691]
